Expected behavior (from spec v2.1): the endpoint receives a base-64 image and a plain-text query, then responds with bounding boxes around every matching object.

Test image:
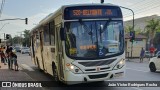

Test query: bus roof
[30,3,121,34]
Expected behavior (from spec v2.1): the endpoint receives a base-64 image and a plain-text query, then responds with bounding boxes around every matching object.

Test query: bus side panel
[36,46,44,70]
[42,46,56,75]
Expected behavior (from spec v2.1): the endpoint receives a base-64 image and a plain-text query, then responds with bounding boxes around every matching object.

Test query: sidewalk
[0,62,33,81]
[0,62,44,90]
[0,62,8,69]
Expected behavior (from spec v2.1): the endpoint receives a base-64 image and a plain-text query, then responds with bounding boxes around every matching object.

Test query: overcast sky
[0,0,160,38]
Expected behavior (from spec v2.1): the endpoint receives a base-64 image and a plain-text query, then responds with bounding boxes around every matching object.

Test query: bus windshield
[65,20,124,59]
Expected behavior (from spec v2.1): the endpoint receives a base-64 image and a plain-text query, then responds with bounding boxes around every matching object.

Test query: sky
[0,0,160,38]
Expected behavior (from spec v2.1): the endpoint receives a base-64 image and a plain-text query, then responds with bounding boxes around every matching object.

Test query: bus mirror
[60,28,65,40]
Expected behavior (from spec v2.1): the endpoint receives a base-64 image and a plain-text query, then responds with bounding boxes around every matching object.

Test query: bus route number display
[72,9,113,16]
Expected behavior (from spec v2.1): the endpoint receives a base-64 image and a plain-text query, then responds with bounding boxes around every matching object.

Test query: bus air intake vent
[85,69,96,71]
[88,73,109,79]
[78,59,116,67]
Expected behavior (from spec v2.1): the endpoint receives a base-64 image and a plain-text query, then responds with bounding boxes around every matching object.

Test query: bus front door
[56,25,64,80]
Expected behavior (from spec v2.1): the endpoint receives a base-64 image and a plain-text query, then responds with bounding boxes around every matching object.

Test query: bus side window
[33,33,38,50]
[49,21,55,45]
[43,24,50,46]
[36,31,40,48]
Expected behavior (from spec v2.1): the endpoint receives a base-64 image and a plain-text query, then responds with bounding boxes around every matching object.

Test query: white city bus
[30,3,125,84]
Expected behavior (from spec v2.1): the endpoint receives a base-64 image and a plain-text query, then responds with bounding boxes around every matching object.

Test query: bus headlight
[113,59,125,70]
[66,63,83,74]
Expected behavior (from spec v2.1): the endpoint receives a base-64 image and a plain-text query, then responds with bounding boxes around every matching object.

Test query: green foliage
[125,25,142,35]
[125,25,132,33]
[12,36,23,45]
[12,30,30,47]
[153,33,160,45]
[135,28,142,35]
[22,30,30,47]
[145,18,160,45]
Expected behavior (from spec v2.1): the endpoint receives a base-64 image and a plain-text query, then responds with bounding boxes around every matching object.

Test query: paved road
[15,53,160,90]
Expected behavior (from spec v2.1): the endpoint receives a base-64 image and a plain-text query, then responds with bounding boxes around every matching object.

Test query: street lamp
[119,6,135,59]
[17,31,24,47]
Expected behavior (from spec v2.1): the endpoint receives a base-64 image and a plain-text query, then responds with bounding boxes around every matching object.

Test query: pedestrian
[0,47,4,63]
[6,46,12,69]
[149,44,157,58]
[10,50,18,71]
[140,47,145,63]
[2,47,7,65]
[0,47,2,68]
[1,47,7,65]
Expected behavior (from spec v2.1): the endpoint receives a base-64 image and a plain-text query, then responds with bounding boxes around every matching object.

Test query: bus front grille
[78,59,116,67]
[88,73,109,79]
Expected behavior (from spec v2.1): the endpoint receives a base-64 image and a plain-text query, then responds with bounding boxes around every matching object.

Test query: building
[125,34,147,58]
[124,15,160,31]
[124,15,160,56]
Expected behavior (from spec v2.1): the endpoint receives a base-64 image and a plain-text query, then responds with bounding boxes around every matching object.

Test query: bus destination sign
[72,9,113,16]
[64,6,121,20]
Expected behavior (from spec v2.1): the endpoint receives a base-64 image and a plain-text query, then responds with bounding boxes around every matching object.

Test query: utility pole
[4,33,5,46]
[17,31,23,47]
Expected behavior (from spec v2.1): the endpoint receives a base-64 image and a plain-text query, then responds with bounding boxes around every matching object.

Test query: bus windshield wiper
[101,19,111,33]
[79,19,94,44]
[79,19,92,35]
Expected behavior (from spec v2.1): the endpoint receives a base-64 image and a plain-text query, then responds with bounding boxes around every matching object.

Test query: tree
[22,30,30,47]
[125,25,132,33]
[145,19,160,45]
[12,36,22,45]
[125,25,143,35]
[135,28,143,35]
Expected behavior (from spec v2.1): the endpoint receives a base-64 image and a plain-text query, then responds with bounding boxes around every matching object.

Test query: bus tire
[149,63,156,72]
[52,63,59,81]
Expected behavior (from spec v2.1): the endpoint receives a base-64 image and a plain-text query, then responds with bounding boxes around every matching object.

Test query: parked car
[14,46,21,52]
[149,51,160,72]
[145,51,151,58]
[21,47,30,54]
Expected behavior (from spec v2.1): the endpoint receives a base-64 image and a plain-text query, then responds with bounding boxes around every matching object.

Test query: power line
[124,4,160,18]
[123,0,159,16]
[125,0,146,8]
[124,1,159,16]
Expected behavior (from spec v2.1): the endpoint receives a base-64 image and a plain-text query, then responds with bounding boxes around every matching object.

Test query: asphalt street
[15,53,160,90]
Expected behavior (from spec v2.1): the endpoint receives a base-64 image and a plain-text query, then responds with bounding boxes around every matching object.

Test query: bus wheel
[149,63,156,72]
[52,65,59,81]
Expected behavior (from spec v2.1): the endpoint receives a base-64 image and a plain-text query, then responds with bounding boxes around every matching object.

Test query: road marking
[21,64,34,71]
[126,68,149,73]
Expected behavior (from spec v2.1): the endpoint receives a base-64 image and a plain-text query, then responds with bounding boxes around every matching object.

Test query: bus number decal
[73,10,81,16]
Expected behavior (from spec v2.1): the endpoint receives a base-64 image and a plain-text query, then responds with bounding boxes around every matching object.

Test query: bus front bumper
[65,67,125,84]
